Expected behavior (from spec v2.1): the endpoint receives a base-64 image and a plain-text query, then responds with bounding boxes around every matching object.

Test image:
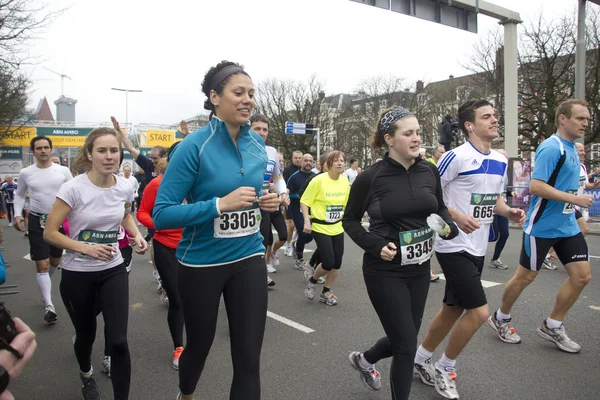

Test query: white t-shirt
[344,168,359,185]
[58,174,134,272]
[14,163,73,216]
[435,142,507,256]
[123,175,139,197]
[575,163,589,220]
[266,146,286,194]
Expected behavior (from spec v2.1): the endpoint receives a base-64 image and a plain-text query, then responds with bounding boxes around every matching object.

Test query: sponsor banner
[37,127,93,136]
[0,147,22,159]
[0,127,36,147]
[146,130,175,147]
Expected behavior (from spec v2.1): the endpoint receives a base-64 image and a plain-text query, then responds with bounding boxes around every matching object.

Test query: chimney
[416,80,424,92]
[449,75,454,80]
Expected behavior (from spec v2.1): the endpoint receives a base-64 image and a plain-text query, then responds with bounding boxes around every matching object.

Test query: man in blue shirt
[489,99,593,353]
[287,154,315,270]
[1,175,17,225]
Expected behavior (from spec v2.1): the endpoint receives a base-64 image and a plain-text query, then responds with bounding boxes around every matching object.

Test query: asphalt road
[2,225,600,400]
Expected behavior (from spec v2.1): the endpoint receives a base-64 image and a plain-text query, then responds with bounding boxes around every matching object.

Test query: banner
[37,127,92,147]
[0,147,22,159]
[124,148,151,159]
[0,127,36,147]
[146,130,175,147]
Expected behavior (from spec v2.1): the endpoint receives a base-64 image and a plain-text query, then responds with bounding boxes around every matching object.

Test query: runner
[137,157,185,369]
[425,146,447,281]
[302,150,350,306]
[152,60,280,400]
[287,154,316,270]
[13,136,73,324]
[249,114,290,281]
[573,142,600,235]
[343,158,359,185]
[122,165,139,213]
[488,99,593,354]
[43,127,148,400]
[489,149,511,270]
[283,150,302,257]
[344,106,458,398]
[1,175,17,226]
[413,100,525,399]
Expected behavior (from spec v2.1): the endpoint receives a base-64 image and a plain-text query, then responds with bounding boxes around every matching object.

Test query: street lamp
[111,87,143,124]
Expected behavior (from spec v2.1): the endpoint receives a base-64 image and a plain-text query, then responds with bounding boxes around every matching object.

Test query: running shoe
[542,259,557,270]
[432,363,459,399]
[536,320,581,353]
[305,280,316,300]
[488,313,521,344]
[489,259,508,270]
[266,261,276,274]
[284,244,293,257]
[176,393,194,400]
[173,346,184,370]
[267,276,275,287]
[348,351,381,391]
[80,371,101,400]
[303,265,315,282]
[414,357,435,386]
[101,356,111,377]
[44,304,57,324]
[160,291,169,308]
[271,251,280,267]
[295,259,307,271]
[153,269,161,282]
[317,276,326,284]
[319,291,338,306]
[430,269,440,282]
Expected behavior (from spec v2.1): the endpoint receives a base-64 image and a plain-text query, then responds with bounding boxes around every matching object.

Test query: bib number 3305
[214,207,260,238]
[469,193,498,224]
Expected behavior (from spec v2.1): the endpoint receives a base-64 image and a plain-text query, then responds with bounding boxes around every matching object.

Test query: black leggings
[289,203,313,259]
[362,270,430,400]
[178,256,268,398]
[153,239,184,348]
[61,264,130,400]
[268,211,287,245]
[311,231,344,271]
[492,214,509,260]
[5,203,14,223]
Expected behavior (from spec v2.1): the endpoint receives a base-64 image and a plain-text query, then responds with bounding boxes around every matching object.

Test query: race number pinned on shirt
[262,160,276,195]
[214,204,260,238]
[39,214,48,229]
[400,226,434,265]
[74,230,119,262]
[470,193,498,224]
[325,205,344,223]
[563,190,577,214]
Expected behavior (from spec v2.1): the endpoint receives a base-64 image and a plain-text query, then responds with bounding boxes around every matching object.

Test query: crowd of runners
[0,59,594,400]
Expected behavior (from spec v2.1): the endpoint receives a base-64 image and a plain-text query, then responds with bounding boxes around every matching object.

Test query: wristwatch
[0,365,8,394]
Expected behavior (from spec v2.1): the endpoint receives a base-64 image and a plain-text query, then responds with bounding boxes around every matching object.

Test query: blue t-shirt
[524,134,580,238]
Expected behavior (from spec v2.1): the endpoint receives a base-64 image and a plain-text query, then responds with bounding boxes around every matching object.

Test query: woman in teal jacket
[153,61,280,400]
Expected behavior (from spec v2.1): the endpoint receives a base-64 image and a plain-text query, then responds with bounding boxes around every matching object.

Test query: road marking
[590,255,600,259]
[590,305,600,311]
[23,253,31,260]
[267,311,315,333]
[437,274,502,288]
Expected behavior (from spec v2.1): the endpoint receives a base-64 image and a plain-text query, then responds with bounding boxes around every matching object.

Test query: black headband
[378,106,414,138]
[209,65,245,91]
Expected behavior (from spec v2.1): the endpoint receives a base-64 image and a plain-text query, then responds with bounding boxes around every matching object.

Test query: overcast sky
[26,0,579,126]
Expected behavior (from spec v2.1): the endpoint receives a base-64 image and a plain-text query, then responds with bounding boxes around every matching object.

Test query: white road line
[267,311,315,333]
[590,255,600,259]
[437,273,502,288]
[23,253,31,260]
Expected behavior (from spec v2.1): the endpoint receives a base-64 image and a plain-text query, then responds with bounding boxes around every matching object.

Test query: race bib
[214,205,260,238]
[39,214,48,229]
[325,205,344,223]
[563,190,577,214]
[262,161,275,195]
[400,226,434,266]
[579,175,586,189]
[74,230,119,262]
[469,193,498,224]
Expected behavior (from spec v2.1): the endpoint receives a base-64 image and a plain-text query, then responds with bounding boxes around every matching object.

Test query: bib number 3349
[214,207,260,238]
[469,193,498,224]
[400,226,434,266]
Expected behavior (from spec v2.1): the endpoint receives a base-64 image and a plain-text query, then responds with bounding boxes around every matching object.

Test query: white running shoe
[160,291,169,308]
[101,355,111,377]
[284,244,293,257]
[266,261,276,274]
[536,320,581,353]
[490,259,508,270]
[153,269,160,282]
[414,358,435,386]
[432,363,459,399]
[271,251,280,267]
[305,281,316,300]
[267,276,275,287]
[44,305,57,324]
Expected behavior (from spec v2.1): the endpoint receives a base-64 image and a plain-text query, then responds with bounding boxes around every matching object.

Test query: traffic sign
[285,121,316,135]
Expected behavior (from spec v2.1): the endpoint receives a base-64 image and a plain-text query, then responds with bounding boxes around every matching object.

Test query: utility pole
[111,88,143,124]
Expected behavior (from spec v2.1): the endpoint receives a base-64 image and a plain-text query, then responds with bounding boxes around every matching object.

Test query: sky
[25,0,579,126]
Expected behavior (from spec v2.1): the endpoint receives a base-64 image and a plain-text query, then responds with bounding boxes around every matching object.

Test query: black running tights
[362,270,430,400]
[61,264,130,400]
[178,256,268,399]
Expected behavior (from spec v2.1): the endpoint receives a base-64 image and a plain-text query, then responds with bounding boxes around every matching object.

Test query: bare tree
[584,8,600,148]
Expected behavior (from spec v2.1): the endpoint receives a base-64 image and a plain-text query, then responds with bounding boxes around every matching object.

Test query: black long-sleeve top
[343,154,458,277]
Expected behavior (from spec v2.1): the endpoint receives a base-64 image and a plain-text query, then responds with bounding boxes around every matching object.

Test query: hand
[303,219,312,234]
[507,208,526,226]
[268,182,275,193]
[132,233,148,254]
[258,192,280,213]
[220,187,257,212]
[111,116,126,138]
[572,194,593,208]
[454,212,480,234]
[381,242,397,262]
[279,193,290,207]
[0,317,37,400]
[180,120,189,137]
[13,216,25,232]
[80,244,117,261]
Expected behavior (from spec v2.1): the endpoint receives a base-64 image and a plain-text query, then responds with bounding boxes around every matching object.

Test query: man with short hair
[14,136,73,324]
[1,175,17,226]
[283,151,303,257]
[489,99,593,354]
[427,145,446,166]
[343,159,359,185]
[122,165,140,212]
[414,100,525,399]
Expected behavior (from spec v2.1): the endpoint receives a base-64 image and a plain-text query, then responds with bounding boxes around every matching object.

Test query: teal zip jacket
[153,117,268,266]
